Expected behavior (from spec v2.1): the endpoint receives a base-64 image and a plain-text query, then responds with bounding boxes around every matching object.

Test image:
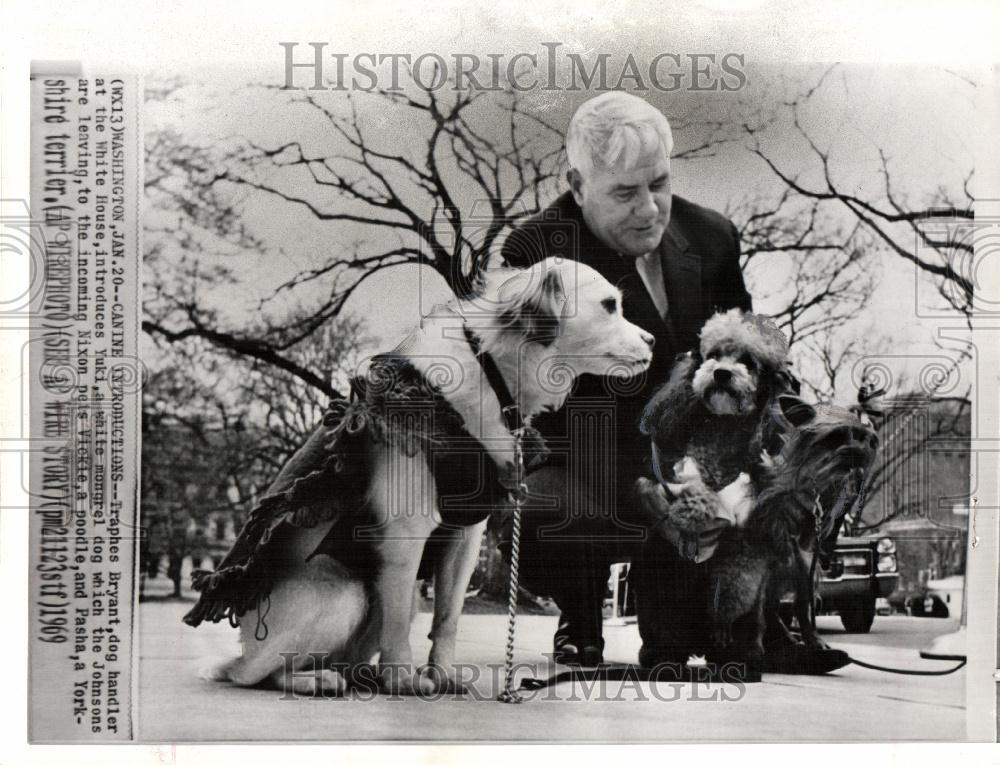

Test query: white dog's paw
[198,660,235,682]
[420,663,469,695]
[287,668,347,697]
[379,663,437,696]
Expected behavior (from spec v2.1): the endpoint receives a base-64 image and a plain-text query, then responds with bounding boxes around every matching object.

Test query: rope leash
[498,423,528,704]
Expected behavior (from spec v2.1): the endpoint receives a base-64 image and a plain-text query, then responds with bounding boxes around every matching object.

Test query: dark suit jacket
[501,191,752,516]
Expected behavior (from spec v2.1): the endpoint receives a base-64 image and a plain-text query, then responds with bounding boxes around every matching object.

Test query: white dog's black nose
[714,368,733,384]
[641,330,655,349]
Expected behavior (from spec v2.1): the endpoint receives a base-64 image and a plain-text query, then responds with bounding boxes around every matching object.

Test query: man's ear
[567,167,585,207]
[777,394,816,428]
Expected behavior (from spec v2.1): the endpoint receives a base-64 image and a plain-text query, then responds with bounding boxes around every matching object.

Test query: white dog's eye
[600,297,617,314]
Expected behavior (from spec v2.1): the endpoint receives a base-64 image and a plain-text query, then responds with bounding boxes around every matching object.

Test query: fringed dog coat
[183,350,538,629]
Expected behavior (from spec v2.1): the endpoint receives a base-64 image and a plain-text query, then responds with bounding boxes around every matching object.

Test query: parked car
[816,534,900,633]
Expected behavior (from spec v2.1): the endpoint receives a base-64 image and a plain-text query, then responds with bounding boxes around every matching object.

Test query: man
[501,92,847,675]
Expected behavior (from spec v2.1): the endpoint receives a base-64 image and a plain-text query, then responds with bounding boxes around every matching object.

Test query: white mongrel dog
[186,257,653,695]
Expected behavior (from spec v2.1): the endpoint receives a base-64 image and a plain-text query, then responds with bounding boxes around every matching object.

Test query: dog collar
[462,325,522,432]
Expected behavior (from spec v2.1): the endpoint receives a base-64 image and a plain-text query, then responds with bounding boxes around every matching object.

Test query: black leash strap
[519,664,701,690]
[648,440,676,498]
[463,326,522,432]
[847,656,966,676]
[516,654,966,690]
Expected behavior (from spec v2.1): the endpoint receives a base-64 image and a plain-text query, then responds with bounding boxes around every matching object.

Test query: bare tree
[142,82,569,399]
[140,73,978,599]
[237,313,371,461]
[724,185,878,394]
[141,353,271,597]
[142,78,781,400]
[794,327,891,402]
[744,65,975,318]
[140,314,369,593]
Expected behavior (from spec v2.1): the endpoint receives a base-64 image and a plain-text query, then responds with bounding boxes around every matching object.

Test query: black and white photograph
[3,0,999,756]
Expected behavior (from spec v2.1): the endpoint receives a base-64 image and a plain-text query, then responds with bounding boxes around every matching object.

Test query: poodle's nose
[714,368,733,384]
[640,330,655,349]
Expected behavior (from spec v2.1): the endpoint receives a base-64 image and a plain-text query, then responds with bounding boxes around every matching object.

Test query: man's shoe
[554,632,604,666]
[553,641,604,666]
[554,618,604,666]
[761,643,850,675]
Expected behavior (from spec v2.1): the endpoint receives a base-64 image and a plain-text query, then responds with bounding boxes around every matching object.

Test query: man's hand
[666,458,754,528]
[518,425,550,470]
[634,475,733,563]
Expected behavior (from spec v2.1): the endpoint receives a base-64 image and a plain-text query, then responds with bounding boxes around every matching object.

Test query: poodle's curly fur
[637,310,793,557]
[698,309,789,370]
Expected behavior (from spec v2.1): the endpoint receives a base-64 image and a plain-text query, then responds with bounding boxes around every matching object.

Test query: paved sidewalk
[137,599,966,742]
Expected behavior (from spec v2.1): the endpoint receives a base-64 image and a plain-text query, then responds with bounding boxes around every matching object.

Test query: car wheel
[840,595,876,633]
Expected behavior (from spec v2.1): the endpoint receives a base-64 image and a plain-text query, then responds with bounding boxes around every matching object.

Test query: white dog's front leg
[373,535,436,695]
[427,519,488,692]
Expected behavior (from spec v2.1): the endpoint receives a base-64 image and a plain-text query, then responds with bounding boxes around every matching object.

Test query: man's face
[569,151,672,258]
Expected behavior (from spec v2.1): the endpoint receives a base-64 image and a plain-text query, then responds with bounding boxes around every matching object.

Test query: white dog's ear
[777,394,816,427]
[539,266,566,308]
[517,266,566,345]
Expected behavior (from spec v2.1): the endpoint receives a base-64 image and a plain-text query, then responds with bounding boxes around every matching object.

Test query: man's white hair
[566,92,673,177]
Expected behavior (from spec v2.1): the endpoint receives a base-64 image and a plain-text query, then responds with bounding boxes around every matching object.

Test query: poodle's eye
[600,297,617,314]
[706,350,720,361]
[739,354,757,371]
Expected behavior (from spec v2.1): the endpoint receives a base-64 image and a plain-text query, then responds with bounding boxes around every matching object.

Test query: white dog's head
[690,309,789,416]
[479,257,654,380]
